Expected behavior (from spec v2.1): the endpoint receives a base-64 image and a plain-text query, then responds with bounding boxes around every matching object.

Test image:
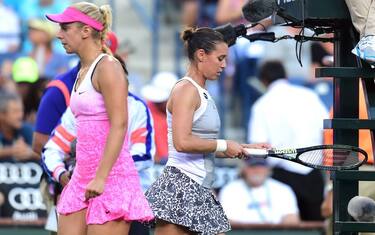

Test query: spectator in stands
[345,0,375,65]
[248,60,329,221]
[141,71,178,163]
[219,157,300,224]
[0,0,21,54]
[11,56,48,125]
[0,91,45,220]
[0,60,16,93]
[0,91,37,161]
[28,19,71,79]
[14,0,71,54]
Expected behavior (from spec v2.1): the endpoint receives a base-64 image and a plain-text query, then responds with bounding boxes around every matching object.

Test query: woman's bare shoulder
[96,55,123,75]
[98,55,121,67]
[173,79,197,94]
[170,79,200,108]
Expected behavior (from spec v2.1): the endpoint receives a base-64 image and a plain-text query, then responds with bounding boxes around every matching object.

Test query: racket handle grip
[244,148,268,156]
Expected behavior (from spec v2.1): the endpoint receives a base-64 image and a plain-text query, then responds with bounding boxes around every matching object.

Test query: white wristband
[216,139,227,152]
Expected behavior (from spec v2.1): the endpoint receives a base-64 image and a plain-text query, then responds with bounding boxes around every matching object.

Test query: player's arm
[84,57,128,200]
[170,81,217,153]
[170,81,243,157]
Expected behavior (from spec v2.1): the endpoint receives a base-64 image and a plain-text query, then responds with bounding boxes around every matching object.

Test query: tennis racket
[244,145,368,171]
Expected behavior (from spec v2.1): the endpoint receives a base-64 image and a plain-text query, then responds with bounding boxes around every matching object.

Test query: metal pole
[152,0,160,76]
[109,0,116,30]
[332,24,359,235]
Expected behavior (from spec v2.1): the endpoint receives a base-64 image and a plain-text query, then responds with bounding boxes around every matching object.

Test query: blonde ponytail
[99,5,112,35]
[99,5,113,55]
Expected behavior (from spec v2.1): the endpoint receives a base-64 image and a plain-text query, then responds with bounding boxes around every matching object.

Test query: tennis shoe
[352,35,375,65]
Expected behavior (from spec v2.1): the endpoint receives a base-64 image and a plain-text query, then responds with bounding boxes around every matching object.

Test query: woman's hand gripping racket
[244,145,368,171]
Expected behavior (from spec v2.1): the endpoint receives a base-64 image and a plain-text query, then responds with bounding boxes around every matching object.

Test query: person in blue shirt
[32,64,79,154]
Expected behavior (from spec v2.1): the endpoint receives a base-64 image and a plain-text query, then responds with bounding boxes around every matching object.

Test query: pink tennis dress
[57,54,154,224]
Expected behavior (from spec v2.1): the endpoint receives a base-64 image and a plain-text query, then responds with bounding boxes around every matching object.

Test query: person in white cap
[141,72,178,164]
[219,157,300,224]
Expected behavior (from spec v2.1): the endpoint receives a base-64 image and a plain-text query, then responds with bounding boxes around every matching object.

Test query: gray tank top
[166,77,221,188]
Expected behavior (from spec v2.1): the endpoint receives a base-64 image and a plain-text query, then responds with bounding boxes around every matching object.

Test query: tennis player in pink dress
[57,52,153,223]
[46,2,153,235]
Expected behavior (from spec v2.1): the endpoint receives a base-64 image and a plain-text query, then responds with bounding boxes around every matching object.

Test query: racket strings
[298,148,366,169]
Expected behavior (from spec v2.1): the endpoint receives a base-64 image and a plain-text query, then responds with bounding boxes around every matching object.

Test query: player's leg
[57,208,87,235]
[154,219,196,235]
[87,220,131,235]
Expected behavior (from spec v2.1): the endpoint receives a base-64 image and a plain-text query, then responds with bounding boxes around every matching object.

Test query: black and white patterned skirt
[145,166,231,235]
